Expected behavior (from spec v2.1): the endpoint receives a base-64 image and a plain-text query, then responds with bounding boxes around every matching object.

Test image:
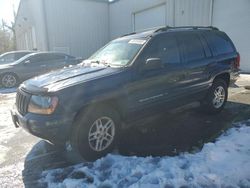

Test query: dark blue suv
[11,26,240,161]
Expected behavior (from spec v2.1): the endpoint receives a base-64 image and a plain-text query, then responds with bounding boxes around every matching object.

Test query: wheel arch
[213,72,230,87]
[72,97,125,128]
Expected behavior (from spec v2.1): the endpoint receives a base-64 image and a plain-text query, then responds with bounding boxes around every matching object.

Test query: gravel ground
[0,75,249,188]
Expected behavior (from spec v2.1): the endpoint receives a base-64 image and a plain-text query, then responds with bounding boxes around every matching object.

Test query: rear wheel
[70,105,120,162]
[1,73,18,88]
[200,79,228,114]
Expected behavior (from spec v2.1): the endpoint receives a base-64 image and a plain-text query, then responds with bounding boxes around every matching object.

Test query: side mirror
[144,58,163,71]
[24,60,31,64]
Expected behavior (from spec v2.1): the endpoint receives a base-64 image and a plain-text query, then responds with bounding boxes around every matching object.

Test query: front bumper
[11,107,74,145]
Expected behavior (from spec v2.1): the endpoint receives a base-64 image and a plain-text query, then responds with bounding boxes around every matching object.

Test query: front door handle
[40,65,46,67]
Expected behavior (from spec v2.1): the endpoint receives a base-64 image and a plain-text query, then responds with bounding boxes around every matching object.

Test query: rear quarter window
[203,31,235,56]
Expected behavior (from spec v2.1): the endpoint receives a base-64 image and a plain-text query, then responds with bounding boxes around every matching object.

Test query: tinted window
[29,54,47,63]
[46,54,66,61]
[177,33,205,62]
[203,32,235,56]
[143,33,181,64]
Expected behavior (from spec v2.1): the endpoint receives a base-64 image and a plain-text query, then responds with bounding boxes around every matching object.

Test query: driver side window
[141,33,181,64]
[28,55,46,64]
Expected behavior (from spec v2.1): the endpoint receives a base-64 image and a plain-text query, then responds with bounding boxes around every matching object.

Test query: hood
[0,64,14,69]
[22,64,122,93]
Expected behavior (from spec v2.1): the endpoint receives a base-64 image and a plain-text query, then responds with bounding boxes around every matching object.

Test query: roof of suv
[121,26,220,39]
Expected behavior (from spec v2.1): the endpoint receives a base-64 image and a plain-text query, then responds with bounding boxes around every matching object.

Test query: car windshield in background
[0,54,15,65]
[88,38,147,67]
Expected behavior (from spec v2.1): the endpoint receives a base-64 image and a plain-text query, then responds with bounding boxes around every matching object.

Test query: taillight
[235,53,240,69]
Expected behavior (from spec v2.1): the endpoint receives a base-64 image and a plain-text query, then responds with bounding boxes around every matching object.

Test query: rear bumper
[11,107,74,145]
[230,71,240,85]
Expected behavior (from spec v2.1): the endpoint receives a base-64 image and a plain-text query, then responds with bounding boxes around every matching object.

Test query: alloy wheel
[2,74,17,88]
[212,86,225,109]
[88,116,115,152]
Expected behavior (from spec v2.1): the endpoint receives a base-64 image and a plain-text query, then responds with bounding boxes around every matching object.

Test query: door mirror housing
[144,58,163,71]
[24,60,31,64]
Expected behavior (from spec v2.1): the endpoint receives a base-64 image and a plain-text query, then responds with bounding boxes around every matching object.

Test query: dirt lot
[0,75,249,188]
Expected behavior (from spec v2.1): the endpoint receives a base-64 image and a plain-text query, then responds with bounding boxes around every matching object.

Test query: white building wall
[109,0,212,39]
[212,0,250,72]
[133,4,167,32]
[15,0,48,51]
[15,0,109,58]
[174,0,212,26]
[44,0,109,58]
[109,0,168,39]
[15,0,250,71]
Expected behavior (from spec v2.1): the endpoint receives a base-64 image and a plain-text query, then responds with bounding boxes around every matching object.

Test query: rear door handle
[40,65,46,67]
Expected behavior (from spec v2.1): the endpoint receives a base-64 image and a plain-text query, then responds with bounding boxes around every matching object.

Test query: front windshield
[88,38,147,67]
[0,53,15,65]
[0,53,31,65]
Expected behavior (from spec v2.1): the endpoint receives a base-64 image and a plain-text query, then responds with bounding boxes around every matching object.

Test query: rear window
[203,32,235,56]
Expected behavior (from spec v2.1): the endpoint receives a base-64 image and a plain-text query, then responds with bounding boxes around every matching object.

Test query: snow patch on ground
[0,162,24,188]
[0,94,17,164]
[41,122,250,188]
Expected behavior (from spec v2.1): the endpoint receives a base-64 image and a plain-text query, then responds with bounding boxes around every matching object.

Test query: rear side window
[48,54,66,61]
[177,33,206,62]
[203,32,235,56]
[29,54,47,63]
[142,33,181,64]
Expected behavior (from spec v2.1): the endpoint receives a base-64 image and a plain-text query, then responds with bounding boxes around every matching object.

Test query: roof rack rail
[122,32,137,37]
[122,26,165,37]
[154,26,219,33]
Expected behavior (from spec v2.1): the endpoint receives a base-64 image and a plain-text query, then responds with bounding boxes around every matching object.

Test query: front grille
[16,89,31,115]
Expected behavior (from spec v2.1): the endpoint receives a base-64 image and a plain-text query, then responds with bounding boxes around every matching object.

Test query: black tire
[1,73,19,88]
[69,105,120,162]
[200,78,228,114]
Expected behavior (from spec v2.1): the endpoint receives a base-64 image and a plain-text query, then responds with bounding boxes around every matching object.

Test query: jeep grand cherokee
[11,26,240,161]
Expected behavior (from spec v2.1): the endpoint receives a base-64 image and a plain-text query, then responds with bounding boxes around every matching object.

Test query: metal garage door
[174,0,212,26]
[134,4,166,32]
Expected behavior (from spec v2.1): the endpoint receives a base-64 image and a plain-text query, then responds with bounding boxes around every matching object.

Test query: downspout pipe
[41,0,50,51]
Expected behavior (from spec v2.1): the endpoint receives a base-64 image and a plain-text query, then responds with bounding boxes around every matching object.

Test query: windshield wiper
[80,59,112,67]
[91,60,111,67]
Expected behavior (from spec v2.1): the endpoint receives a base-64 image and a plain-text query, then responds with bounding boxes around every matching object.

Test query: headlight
[28,95,59,115]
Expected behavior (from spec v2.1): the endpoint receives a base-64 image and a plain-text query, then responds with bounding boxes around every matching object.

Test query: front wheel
[200,79,228,114]
[1,73,18,88]
[70,106,120,162]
